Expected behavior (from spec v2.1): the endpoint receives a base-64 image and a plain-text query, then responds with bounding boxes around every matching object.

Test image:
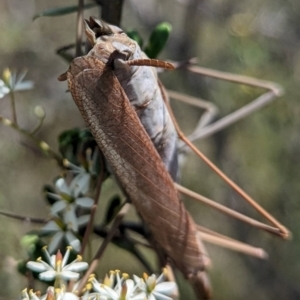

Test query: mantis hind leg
[158,68,290,239]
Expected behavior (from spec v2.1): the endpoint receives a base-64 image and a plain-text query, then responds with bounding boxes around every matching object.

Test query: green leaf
[104,195,122,225]
[20,234,39,252]
[33,3,98,21]
[43,184,56,205]
[144,22,172,58]
[58,128,80,148]
[17,260,28,277]
[20,233,46,260]
[58,128,82,163]
[78,128,94,140]
[57,47,76,63]
[127,30,144,48]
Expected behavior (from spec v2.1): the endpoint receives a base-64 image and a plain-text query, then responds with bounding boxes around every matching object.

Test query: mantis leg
[158,71,290,240]
[175,183,283,237]
[197,226,267,259]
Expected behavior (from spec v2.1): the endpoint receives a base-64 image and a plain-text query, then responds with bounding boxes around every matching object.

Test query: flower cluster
[25,247,178,300]
[40,147,100,254]
[87,268,177,300]
[26,246,88,284]
[42,175,94,253]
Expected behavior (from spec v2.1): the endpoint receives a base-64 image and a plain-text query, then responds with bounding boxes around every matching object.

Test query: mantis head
[84,17,138,66]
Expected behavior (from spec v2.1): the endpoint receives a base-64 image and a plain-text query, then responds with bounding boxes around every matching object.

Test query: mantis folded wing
[64,55,211,298]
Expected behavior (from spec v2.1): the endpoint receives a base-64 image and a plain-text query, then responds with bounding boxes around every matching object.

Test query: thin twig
[9,91,18,125]
[26,270,35,291]
[93,225,155,274]
[0,210,46,224]
[75,0,84,57]
[76,202,131,294]
[31,115,46,135]
[80,156,104,256]
[100,0,124,26]
[0,115,63,167]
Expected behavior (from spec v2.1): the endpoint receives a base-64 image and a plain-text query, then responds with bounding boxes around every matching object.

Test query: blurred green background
[0,0,299,299]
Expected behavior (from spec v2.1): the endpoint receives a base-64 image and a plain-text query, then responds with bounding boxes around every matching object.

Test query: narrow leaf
[144,22,172,58]
[33,3,97,21]
[105,196,121,225]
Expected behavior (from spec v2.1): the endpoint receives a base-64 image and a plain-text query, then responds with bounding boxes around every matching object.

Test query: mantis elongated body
[59,17,289,299]
[59,18,211,298]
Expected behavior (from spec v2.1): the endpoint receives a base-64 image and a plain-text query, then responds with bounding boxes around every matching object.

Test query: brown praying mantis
[59,17,290,299]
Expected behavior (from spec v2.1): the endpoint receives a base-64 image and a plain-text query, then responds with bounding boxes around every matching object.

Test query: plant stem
[0,115,64,167]
[76,202,130,294]
[0,210,46,223]
[100,0,124,26]
[9,91,18,125]
[79,153,104,256]
[75,0,84,57]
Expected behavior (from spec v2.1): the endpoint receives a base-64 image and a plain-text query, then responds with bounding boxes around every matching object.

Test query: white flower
[21,288,40,300]
[133,269,178,300]
[49,287,79,300]
[91,271,144,300]
[21,286,80,300]
[0,68,34,99]
[41,219,89,253]
[0,80,9,98]
[63,147,99,195]
[26,246,88,282]
[48,177,94,232]
[21,268,176,300]
[2,68,33,93]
